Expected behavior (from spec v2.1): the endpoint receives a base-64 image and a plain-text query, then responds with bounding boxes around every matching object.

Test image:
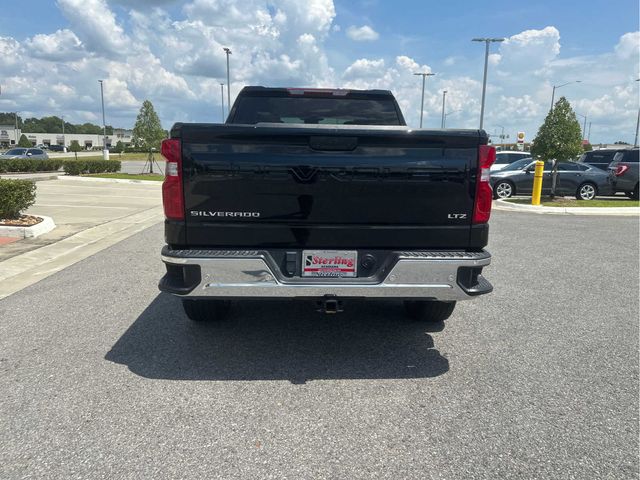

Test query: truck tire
[182,299,231,322]
[403,300,456,322]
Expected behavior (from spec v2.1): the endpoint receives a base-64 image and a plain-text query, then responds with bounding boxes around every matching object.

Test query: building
[0,127,134,149]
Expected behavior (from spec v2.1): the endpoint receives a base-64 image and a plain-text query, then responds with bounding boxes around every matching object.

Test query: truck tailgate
[174,124,487,249]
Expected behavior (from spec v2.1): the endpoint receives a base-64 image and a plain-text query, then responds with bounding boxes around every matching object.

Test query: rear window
[613,150,639,163]
[495,152,529,164]
[230,96,402,126]
[580,151,617,164]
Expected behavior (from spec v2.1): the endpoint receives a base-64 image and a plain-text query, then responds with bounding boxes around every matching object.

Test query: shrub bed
[62,160,121,175]
[0,179,36,219]
[0,158,63,173]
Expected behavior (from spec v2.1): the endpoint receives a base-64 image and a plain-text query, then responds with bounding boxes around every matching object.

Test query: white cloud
[56,0,130,56]
[25,29,84,61]
[615,31,640,58]
[346,25,379,42]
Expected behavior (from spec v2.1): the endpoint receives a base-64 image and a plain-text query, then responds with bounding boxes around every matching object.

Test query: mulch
[0,215,44,227]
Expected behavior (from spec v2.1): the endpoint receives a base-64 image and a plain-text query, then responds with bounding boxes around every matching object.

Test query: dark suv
[578,149,622,171]
[608,148,639,199]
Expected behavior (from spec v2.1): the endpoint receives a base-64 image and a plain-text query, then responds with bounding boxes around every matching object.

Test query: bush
[62,159,121,175]
[0,158,63,173]
[0,179,36,219]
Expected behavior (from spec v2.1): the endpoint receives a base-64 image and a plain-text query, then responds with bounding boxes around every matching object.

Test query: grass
[83,173,164,181]
[506,197,639,207]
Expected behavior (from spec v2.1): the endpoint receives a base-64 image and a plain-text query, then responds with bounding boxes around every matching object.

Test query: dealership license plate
[302,250,357,277]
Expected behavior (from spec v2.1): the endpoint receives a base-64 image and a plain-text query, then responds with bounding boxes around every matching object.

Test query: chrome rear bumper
[159,248,492,301]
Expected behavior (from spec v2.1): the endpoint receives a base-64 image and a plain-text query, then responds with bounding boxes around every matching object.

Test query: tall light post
[576,113,587,140]
[14,111,18,145]
[220,83,225,122]
[550,80,581,111]
[98,80,108,159]
[441,90,447,128]
[587,122,592,142]
[443,109,462,128]
[413,72,435,128]
[223,47,232,110]
[634,79,640,147]
[61,115,66,151]
[472,37,504,130]
[494,124,505,145]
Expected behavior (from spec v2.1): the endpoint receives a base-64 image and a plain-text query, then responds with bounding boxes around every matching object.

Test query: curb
[0,215,56,239]
[494,199,640,216]
[57,175,162,185]
[0,173,61,182]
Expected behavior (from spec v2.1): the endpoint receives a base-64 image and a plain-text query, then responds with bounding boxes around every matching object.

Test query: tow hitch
[316,295,344,314]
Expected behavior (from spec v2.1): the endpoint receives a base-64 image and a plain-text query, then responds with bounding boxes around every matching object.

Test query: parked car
[491,151,533,171]
[0,147,49,160]
[578,149,623,171]
[158,86,495,323]
[608,148,639,199]
[48,145,65,152]
[35,143,49,150]
[491,160,612,200]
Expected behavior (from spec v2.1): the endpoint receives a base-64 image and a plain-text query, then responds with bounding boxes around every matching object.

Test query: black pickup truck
[159,86,495,322]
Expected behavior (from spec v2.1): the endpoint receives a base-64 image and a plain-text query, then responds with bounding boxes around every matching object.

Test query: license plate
[302,250,357,277]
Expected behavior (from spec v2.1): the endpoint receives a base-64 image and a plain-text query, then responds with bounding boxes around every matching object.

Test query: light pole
[494,124,505,145]
[576,113,587,140]
[98,80,108,159]
[634,79,640,147]
[550,80,581,111]
[413,72,435,128]
[441,90,447,128]
[14,111,18,145]
[62,115,66,151]
[220,83,225,122]
[223,47,232,111]
[587,122,592,142]
[472,37,504,130]
[443,109,462,128]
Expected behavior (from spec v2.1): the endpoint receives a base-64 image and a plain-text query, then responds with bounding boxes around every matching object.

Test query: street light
[441,90,447,128]
[220,83,225,123]
[413,72,435,128]
[634,79,640,147]
[550,80,581,111]
[494,124,507,144]
[472,37,504,130]
[223,47,232,111]
[98,80,108,159]
[443,109,462,128]
[587,121,592,142]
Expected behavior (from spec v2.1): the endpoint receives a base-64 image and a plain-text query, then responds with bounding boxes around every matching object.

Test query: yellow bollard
[531,160,545,206]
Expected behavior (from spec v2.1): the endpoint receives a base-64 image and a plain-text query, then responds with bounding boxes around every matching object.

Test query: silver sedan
[0,147,49,160]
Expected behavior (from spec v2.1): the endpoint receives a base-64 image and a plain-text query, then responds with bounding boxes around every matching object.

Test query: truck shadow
[105,293,449,383]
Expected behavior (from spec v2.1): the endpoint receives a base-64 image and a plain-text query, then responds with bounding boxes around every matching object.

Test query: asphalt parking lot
[0,211,638,479]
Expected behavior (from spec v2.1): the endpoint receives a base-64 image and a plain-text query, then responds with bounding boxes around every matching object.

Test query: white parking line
[33,204,136,209]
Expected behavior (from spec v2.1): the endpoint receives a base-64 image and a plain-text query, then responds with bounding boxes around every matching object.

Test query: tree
[17,134,31,147]
[69,140,82,160]
[582,143,593,152]
[113,141,125,156]
[132,100,166,153]
[530,97,583,197]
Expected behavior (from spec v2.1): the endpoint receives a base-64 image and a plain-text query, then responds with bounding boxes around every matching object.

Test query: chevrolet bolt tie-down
[158,87,495,322]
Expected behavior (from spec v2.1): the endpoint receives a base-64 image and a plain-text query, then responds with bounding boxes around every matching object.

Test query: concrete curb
[57,175,162,185]
[0,173,61,182]
[0,215,56,239]
[0,206,163,300]
[494,199,640,216]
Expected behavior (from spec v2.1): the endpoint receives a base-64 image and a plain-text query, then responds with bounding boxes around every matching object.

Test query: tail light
[161,138,184,220]
[614,164,630,176]
[472,145,496,224]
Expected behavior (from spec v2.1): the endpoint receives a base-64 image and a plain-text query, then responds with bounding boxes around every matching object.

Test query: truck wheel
[403,300,456,322]
[576,182,597,200]
[493,180,514,199]
[182,299,231,322]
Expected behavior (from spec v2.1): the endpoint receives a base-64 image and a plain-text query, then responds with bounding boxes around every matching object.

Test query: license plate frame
[302,250,358,278]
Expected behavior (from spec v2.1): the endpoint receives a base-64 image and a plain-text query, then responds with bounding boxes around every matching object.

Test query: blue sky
[0,0,638,144]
